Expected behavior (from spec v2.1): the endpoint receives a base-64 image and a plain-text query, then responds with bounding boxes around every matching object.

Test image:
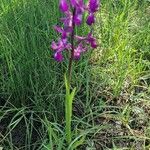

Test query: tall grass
[0,0,65,110]
[0,0,150,149]
[91,0,150,96]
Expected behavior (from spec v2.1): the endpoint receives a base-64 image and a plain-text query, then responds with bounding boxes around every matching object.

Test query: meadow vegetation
[0,0,150,149]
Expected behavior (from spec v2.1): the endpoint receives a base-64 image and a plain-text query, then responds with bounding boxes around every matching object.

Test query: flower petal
[51,41,58,50]
[53,26,63,33]
[74,13,83,25]
[91,39,97,48]
[73,43,87,60]
[54,52,63,62]
[59,0,69,12]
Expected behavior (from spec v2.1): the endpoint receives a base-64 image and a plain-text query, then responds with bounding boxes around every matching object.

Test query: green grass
[0,0,64,110]
[0,0,150,149]
[92,0,150,96]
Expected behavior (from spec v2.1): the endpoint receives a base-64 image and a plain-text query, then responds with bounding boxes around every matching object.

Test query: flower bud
[86,13,95,25]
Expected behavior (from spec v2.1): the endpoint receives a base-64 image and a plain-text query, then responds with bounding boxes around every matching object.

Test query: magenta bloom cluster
[51,0,100,62]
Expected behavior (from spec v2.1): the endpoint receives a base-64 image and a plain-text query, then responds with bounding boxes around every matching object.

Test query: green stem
[66,8,76,145]
[68,8,76,84]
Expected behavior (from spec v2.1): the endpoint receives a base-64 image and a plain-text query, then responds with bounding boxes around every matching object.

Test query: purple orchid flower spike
[50,1,100,146]
[51,0,100,62]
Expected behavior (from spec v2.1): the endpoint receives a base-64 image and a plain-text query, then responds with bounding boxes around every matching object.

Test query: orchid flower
[50,0,100,146]
[51,0,100,62]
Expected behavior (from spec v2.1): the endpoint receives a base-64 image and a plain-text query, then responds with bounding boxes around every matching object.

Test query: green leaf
[70,136,85,150]
[64,74,70,95]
